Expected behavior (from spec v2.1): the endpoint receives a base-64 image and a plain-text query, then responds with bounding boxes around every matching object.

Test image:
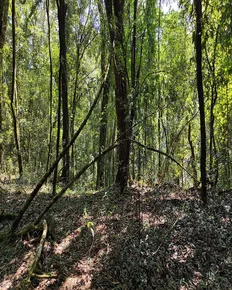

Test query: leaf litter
[0,183,231,289]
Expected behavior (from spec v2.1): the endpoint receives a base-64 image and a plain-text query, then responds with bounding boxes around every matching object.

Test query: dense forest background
[0,0,231,193]
[0,0,232,289]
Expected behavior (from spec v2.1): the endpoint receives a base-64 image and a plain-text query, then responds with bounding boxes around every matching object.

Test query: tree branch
[131,139,199,183]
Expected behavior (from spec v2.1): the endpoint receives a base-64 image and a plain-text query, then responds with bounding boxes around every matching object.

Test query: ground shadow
[0,184,232,289]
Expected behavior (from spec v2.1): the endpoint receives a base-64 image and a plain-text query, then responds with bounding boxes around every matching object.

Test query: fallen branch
[131,139,200,183]
[28,220,48,281]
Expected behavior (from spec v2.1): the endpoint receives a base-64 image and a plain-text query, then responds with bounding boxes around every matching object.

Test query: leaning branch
[131,139,199,183]
[10,63,110,235]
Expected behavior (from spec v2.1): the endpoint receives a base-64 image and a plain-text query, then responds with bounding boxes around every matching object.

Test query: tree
[45,0,54,173]
[10,0,23,178]
[96,0,111,189]
[0,0,9,167]
[56,0,69,184]
[194,0,207,204]
[104,0,131,192]
[0,0,9,49]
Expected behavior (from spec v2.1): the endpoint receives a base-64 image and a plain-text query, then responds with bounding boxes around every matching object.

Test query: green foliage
[0,0,231,188]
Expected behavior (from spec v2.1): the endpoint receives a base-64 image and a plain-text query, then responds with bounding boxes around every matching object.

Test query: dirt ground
[0,182,231,289]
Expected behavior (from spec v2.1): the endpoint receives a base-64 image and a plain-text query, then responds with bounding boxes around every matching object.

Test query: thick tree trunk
[57,0,69,184]
[194,0,207,205]
[104,0,131,193]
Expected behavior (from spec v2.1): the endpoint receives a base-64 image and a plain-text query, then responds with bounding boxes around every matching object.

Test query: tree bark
[104,0,131,193]
[11,0,23,178]
[56,0,69,184]
[194,0,207,205]
[205,27,219,187]
[45,0,54,173]
[96,0,110,189]
[0,0,9,49]
[96,69,110,188]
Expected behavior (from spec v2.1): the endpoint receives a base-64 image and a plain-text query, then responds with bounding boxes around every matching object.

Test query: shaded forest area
[0,0,232,289]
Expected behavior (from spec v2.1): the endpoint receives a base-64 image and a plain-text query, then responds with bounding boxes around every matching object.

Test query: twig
[131,139,200,183]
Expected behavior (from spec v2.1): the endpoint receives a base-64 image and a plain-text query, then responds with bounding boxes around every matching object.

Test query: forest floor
[0,181,231,290]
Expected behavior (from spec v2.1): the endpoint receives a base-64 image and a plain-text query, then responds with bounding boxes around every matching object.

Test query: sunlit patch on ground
[54,227,82,255]
[0,184,232,289]
[170,244,195,263]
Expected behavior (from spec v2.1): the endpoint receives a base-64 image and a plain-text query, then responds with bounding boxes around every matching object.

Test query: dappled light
[1,183,232,289]
[0,0,232,288]
[54,228,82,255]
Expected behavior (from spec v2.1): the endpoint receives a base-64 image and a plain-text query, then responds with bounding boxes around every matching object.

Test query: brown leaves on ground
[0,183,231,289]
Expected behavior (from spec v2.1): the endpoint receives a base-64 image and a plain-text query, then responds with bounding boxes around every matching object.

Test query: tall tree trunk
[0,56,3,168]
[70,55,79,179]
[226,84,230,188]
[0,0,9,168]
[194,0,207,205]
[0,0,9,49]
[11,0,23,178]
[157,0,162,180]
[46,0,54,173]
[130,0,138,181]
[130,0,138,124]
[205,27,219,187]
[57,0,69,184]
[104,0,131,193]
[52,75,61,195]
[96,0,110,189]
[96,69,110,189]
